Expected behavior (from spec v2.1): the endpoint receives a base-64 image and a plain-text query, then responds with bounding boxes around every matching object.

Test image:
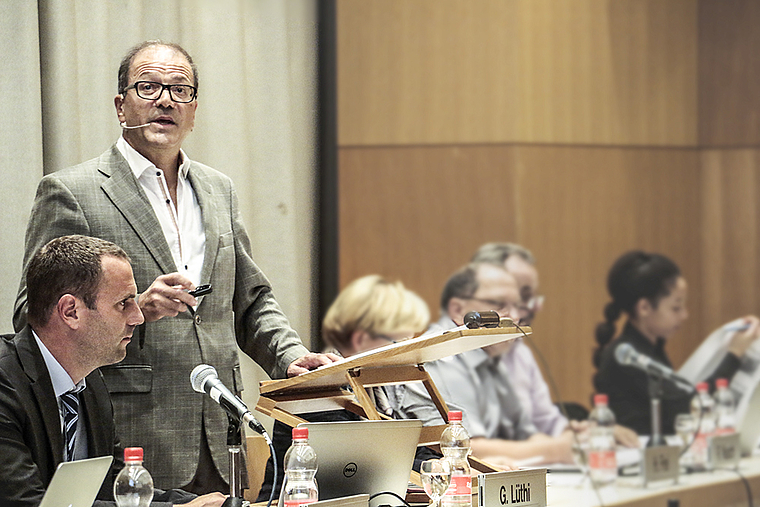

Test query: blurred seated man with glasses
[14,40,336,495]
[471,243,638,448]
[388,263,577,468]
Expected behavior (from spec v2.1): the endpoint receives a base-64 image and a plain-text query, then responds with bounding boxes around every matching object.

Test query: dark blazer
[0,327,120,507]
[13,145,310,488]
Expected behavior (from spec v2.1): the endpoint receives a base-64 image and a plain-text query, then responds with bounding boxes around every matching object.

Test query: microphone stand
[223,415,245,507]
[647,373,666,447]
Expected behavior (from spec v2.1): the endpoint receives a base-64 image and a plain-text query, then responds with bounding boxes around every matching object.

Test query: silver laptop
[39,455,113,507]
[299,419,422,507]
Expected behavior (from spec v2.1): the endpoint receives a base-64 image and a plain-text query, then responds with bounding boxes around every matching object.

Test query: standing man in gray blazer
[14,40,336,495]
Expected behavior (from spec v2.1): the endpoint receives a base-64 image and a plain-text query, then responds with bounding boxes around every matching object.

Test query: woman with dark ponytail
[593,251,760,435]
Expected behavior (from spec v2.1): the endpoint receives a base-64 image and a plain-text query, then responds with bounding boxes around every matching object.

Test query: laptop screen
[39,455,113,507]
[299,419,422,507]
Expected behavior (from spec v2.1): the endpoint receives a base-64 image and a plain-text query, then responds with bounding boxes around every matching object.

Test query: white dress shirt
[33,331,88,460]
[116,136,205,286]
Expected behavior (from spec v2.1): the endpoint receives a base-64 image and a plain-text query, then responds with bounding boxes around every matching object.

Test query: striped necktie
[61,390,79,461]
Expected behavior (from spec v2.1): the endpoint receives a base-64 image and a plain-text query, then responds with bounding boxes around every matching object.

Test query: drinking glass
[420,458,452,507]
[675,413,696,466]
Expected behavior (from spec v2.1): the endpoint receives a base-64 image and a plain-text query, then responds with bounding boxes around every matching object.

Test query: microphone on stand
[120,121,152,130]
[614,343,694,392]
[190,364,269,440]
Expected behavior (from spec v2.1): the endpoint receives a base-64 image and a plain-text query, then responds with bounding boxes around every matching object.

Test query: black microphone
[614,343,694,392]
[120,121,152,130]
[190,364,269,439]
[464,310,502,329]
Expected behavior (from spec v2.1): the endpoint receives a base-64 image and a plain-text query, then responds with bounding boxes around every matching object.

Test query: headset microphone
[120,121,152,130]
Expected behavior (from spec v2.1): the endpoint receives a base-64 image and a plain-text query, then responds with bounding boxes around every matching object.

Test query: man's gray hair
[439,264,480,313]
[471,242,535,266]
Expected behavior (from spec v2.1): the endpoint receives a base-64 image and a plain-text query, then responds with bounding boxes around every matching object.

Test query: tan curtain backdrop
[0,0,319,423]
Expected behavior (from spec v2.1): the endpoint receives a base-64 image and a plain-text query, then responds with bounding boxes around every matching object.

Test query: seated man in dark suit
[0,235,225,507]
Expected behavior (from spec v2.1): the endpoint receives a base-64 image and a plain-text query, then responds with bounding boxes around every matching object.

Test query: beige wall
[336,0,760,406]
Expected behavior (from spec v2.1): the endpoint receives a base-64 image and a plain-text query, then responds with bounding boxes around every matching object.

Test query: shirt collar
[32,330,86,397]
[621,321,669,361]
[430,315,495,368]
[116,136,191,180]
[461,348,492,369]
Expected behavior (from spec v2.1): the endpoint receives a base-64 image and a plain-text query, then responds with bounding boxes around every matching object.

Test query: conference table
[546,456,760,507]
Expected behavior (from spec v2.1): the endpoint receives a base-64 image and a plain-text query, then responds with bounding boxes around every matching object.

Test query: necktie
[61,390,79,461]
[372,386,393,417]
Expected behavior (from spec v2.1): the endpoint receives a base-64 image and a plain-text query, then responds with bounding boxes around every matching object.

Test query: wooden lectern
[255,319,531,475]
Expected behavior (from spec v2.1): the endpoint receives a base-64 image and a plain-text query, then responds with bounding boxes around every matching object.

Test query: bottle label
[692,432,709,465]
[284,500,317,507]
[445,475,472,496]
[588,450,616,470]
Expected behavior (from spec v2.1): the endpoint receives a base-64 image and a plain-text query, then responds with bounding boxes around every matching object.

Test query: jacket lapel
[188,164,220,295]
[98,146,176,275]
[16,328,65,469]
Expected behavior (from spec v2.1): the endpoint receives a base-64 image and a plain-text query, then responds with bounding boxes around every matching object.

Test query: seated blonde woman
[257,275,433,500]
[323,274,430,355]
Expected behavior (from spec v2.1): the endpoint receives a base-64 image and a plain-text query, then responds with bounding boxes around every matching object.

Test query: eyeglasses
[463,297,521,316]
[373,334,398,344]
[518,295,545,314]
[124,81,197,103]
[371,333,417,345]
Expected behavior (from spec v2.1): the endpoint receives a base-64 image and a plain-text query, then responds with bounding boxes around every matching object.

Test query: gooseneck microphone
[464,310,502,329]
[120,121,152,130]
[190,364,269,440]
[614,343,694,392]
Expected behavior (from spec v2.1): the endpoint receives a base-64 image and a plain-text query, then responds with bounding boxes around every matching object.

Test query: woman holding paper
[592,250,760,435]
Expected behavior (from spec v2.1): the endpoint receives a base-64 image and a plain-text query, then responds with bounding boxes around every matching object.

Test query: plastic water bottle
[690,381,716,470]
[440,411,471,507]
[283,427,318,507]
[714,378,736,435]
[114,447,154,507]
[587,394,617,486]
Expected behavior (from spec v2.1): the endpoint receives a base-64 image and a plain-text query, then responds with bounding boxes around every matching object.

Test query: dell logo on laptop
[343,462,358,477]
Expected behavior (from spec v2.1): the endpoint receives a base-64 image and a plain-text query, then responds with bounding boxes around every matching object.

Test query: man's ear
[447,298,467,326]
[114,94,125,123]
[57,294,81,330]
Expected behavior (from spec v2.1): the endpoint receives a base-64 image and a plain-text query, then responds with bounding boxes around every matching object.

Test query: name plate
[642,445,680,486]
[477,468,546,507]
[710,432,740,469]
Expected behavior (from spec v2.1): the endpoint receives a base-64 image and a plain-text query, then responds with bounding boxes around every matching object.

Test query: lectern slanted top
[256,320,530,426]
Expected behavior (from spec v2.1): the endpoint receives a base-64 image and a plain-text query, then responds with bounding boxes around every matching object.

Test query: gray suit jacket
[14,145,310,489]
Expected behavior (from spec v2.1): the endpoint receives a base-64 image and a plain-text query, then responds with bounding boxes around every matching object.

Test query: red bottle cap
[716,378,729,389]
[594,393,608,405]
[696,381,709,393]
[292,427,309,440]
[124,447,143,462]
[447,410,463,422]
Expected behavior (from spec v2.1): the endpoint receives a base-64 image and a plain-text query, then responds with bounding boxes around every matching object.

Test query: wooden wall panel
[334,0,760,410]
[337,0,520,146]
[516,0,697,146]
[699,0,760,146]
[338,146,518,310]
[701,150,760,329]
[338,144,703,404]
[337,0,697,147]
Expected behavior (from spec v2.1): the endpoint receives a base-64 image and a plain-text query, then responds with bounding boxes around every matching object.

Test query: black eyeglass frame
[123,80,198,103]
